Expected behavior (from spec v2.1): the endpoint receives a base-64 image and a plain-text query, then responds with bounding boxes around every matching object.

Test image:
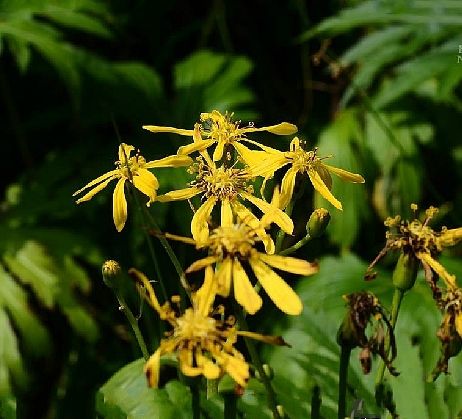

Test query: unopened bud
[102,260,121,288]
[392,253,418,291]
[306,208,330,238]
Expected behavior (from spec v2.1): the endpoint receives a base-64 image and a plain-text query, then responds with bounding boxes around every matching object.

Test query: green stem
[236,309,282,419]
[375,288,404,387]
[278,233,312,256]
[311,385,321,419]
[338,346,351,419]
[115,293,150,360]
[224,393,237,419]
[206,379,218,399]
[191,383,201,419]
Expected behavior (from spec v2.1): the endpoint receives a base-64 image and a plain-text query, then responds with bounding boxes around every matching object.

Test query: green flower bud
[392,253,418,291]
[306,208,330,238]
[102,260,121,288]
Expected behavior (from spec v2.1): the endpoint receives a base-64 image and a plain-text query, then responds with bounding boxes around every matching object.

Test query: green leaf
[96,359,194,419]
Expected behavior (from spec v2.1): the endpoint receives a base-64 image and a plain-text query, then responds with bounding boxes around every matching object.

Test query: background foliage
[1,0,462,417]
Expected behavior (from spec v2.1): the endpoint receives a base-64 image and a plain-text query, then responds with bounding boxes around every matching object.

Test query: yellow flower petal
[237,330,289,346]
[75,175,117,203]
[185,256,219,273]
[73,170,119,197]
[194,265,217,316]
[323,163,365,183]
[191,196,217,243]
[118,143,135,163]
[132,168,158,204]
[178,139,215,155]
[145,154,193,168]
[113,178,128,232]
[128,268,163,314]
[142,125,194,136]
[241,192,294,234]
[232,201,275,254]
[455,312,462,339]
[220,353,249,387]
[216,257,233,297]
[258,253,319,276]
[242,122,298,135]
[438,228,462,247]
[212,140,225,161]
[196,350,220,379]
[233,142,268,168]
[417,252,457,289]
[247,151,288,178]
[179,348,202,377]
[307,168,342,210]
[144,347,162,388]
[221,199,233,227]
[249,258,303,315]
[156,187,200,202]
[279,167,299,210]
[233,258,262,315]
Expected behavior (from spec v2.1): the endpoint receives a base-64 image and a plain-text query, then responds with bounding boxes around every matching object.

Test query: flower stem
[224,393,237,419]
[375,288,404,387]
[337,345,351,419]
[236,309,282,419]
[278,233,312,256]
[191,383,201,419]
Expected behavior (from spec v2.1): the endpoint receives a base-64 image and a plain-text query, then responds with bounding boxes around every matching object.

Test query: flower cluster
[74,110,365,388]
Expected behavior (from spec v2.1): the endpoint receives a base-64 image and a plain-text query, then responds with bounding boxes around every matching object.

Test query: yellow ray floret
[72,143,192,232]
[171,223,319,315]
[250,137,365,210]
[129,267,287,388]
[143,110,297,164]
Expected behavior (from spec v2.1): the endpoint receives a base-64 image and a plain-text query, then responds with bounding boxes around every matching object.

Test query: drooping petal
[186,256,219,273]
[142,125,194,136]
[237,330,290,346]
[179,348,202,377]
[241,192,294,234]
[195,349,220,379]
[258,253,319,276]
[132,169,159,204]
[216,257,233,297]
[212,140,225,161]
[191,196,217,243]
[279,167,299,210]
[316,164,332,190]
[145,154,193,168]
[144,347,162,388]
[323,163,365,183]
[221,199,233,227]
[194,265,217,316]
[307,168,342,210]
[417,252,457,289]
[438,228,462,247]
[118,143,135,163]
[241,122,298,135]
[113,178,128,232]
[75,175,117,203]
[73,170,119,197]
[232,258,262,315]
[218,352,249,387]
[156,187,200,202]
[249,258,303,315]
[128,268,163,315]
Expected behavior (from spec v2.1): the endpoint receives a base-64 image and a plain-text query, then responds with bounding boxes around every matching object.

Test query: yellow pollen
[117,153,146,178]
[207,224,257,258]
[175,308,217,340]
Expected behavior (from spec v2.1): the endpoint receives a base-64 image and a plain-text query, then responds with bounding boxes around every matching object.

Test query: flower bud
[392,253,418,291]
[306,208,330,238]
[102,260,121,288]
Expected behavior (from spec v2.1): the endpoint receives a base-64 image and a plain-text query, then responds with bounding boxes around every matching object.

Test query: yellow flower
[251,137,365,210]
[156,150,294,246]
[169,222,318,315]
[129,267,287,388]
[368,205,462,289]
[73,143,192,232]
[143,110,298,164]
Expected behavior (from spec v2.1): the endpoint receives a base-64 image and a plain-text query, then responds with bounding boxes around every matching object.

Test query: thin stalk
[206,379,218,399]
[375,288,404,387]
[236,309,282,419]
[191,383,201,419]
[223,393,237,419]
[279,233,312,256]
[310,385,321,419]
[337,346,351,419]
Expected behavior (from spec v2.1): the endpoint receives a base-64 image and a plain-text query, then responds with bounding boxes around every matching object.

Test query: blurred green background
[1,0,462,417]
